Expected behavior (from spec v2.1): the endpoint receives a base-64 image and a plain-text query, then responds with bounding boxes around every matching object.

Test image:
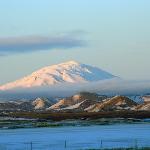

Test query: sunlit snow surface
[0,61,116,90]
[0,123,150,150]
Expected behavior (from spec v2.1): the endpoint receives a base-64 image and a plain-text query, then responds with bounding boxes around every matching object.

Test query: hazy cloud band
[0,34,86,55]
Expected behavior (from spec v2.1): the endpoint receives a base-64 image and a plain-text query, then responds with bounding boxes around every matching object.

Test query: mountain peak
[61,60,80,65]
[0,61,117,90]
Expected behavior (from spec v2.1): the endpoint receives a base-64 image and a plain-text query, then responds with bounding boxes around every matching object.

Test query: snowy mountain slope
[0,61,117,90]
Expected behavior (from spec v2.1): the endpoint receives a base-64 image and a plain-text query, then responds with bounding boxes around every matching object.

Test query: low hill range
[0,92,150,113]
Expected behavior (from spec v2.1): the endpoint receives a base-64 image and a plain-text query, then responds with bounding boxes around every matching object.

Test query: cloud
[0,33,86,55]
[0,79,150,100]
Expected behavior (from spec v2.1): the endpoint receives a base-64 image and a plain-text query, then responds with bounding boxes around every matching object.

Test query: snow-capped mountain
[0,61,117,90]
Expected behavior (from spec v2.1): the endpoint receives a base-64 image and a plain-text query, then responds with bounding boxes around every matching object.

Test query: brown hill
[48,92,106,110]
[135,102,150,111]
[86,96,138,112]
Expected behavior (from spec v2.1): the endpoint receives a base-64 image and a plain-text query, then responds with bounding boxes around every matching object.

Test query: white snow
[61,100,86,110]
[32,98,46,110]
[0,60,116,90]
[84,104,96,111]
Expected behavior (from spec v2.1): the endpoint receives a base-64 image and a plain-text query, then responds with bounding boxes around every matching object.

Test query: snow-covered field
[0,123,150,150]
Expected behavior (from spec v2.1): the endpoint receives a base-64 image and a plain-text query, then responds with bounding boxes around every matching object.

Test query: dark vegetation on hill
[8,111,150,121]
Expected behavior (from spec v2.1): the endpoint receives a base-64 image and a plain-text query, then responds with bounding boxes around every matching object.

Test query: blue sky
[0,0,150,84]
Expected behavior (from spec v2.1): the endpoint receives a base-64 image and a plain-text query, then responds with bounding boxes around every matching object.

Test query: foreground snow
[0,124,150,150]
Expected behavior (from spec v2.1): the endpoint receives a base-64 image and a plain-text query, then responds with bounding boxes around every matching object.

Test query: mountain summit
[0,61,117,90]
